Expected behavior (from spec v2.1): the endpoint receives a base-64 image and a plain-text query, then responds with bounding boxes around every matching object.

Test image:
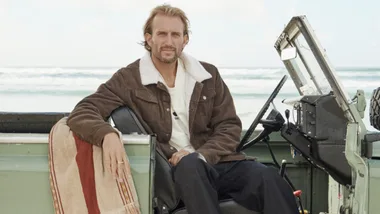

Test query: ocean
[0,66,378,131]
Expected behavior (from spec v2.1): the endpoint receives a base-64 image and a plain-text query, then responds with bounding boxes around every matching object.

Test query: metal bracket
[352,90,366,119]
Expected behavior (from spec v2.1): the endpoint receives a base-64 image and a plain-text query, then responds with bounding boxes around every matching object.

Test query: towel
[48,117,140,214]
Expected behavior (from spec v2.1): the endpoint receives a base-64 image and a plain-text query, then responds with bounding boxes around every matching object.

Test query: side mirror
[281,47,297,61]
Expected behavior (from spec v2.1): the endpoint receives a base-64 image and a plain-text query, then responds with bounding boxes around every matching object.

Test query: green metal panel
[0,134,154,214]
[0,154,55,214]
[310,166,329,213]
[368,159,380,213]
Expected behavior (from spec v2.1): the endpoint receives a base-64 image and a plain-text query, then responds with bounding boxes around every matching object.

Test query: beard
[153,45,181,64]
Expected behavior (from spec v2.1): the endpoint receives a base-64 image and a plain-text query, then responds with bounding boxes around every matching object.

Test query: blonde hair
[142,4,190,51]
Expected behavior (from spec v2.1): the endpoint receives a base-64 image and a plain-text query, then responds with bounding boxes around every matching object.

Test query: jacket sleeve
[66,69,127,147]
[196,67,242,164]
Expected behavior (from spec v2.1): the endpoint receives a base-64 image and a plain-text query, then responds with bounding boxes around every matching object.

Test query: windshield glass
[288,34,332,96]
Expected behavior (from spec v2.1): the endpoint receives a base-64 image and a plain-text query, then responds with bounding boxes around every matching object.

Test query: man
[67,4,299,214]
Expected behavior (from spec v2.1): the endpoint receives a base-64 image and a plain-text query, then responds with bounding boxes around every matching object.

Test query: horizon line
[1,65,380,69]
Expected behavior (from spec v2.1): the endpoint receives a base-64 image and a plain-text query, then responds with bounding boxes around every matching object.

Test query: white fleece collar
[139,51,212,85]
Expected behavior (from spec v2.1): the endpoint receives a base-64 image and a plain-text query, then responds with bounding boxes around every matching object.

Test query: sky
[1,0,379,68]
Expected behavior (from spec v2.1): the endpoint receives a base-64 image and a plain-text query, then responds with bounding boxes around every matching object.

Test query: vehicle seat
[363,131,380,158]
[172,199,254,214]
[110,106,261,214]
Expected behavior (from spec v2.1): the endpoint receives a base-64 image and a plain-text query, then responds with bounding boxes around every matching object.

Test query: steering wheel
[236,74,288,152]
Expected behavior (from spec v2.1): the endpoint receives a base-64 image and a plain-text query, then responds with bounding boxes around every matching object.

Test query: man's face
[145,14,188,64]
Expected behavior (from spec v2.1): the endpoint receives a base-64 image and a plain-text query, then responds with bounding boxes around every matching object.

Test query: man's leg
[214,160,299,214]
[172,153,222,214]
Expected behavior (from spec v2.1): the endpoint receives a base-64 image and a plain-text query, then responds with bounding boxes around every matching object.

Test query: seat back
[0,112,69,133]
[110,106,180,213]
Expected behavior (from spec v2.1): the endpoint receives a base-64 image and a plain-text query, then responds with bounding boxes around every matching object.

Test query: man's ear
[183,34,189,48]
[144,33,152,48]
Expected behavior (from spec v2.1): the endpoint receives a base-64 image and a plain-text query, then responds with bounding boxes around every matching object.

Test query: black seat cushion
[172,199,261,214]
[154,148,180,211]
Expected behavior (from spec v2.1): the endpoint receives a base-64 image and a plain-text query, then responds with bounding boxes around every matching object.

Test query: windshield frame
[274,15,355,122]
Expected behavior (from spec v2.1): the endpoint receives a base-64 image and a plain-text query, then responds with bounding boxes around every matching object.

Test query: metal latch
[352,89,366,119]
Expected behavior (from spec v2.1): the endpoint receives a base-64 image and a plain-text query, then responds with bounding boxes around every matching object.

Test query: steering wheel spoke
[236,75,288,152]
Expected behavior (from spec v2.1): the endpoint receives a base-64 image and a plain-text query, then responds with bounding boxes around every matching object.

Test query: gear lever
[285,109,291,134]
[285,109,290,125]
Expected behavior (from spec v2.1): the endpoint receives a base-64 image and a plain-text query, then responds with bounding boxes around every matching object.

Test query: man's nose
[164,34,174,44]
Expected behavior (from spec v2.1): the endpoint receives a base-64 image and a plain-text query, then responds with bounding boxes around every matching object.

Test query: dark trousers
[172,153,299,214]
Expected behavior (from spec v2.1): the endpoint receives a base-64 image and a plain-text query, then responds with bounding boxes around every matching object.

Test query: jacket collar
[139,51,212,85]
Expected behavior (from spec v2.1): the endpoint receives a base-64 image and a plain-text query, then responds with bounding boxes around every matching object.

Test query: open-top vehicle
[1,15,380,214]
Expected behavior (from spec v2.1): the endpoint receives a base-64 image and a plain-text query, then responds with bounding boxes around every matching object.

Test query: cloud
[30,0,267,19]
[167,0,266,16]
[0,0,271,67]
[1,0,346,67]
[287,0,298,17]
[32,0,151,12]
[0,1,9,29]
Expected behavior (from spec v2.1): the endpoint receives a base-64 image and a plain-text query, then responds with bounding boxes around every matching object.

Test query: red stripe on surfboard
[49,124,64,214]
[74,134,101,214]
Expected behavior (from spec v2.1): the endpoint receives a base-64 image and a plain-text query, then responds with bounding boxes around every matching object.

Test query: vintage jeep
[272,15,380,214]
[1,15,380,214]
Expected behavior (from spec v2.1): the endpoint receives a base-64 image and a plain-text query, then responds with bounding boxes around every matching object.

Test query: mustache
[160,46,176,51]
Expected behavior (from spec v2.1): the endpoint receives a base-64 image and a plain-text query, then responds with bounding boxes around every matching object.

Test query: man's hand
[102,132,130,182]
[169,150,190,166]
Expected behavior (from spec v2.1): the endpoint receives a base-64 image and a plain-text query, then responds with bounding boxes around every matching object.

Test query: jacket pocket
[197,89,216,120]
[198,89,216,103]
[134,89,158,104]
[132,89,161,134]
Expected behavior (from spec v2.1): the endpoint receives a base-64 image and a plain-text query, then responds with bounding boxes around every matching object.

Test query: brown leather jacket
[67,53,246,164]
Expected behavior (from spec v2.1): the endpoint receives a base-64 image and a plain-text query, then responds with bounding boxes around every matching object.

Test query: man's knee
[249,162,292,192]
[240,161,281,183]
[256,163,284,182]
[173,152,207,180]
[260,164,281,177]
